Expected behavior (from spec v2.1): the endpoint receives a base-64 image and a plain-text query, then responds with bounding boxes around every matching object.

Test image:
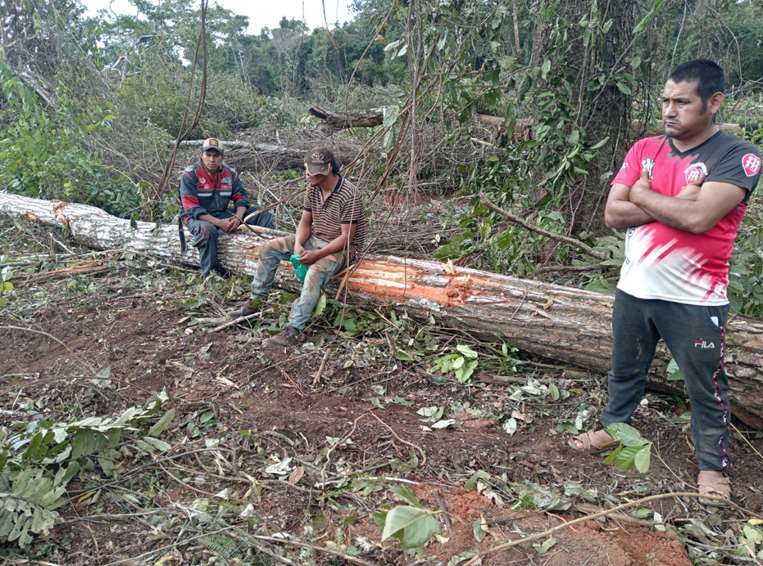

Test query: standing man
[180,138,275,277]
[230,147,367,347]
[569,60,760,500]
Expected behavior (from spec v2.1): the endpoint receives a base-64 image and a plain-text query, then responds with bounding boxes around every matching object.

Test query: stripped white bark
[2,192,761,427]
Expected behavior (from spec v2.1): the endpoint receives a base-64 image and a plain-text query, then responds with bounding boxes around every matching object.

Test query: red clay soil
[2,294,760,564]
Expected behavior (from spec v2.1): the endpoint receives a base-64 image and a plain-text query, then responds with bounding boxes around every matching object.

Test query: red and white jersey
[612,131,760,306]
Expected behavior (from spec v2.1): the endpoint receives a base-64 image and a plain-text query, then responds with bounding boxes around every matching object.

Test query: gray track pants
[602,290,730,471]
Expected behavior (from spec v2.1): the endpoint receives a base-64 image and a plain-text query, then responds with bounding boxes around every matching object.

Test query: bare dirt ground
[1,220,762,565]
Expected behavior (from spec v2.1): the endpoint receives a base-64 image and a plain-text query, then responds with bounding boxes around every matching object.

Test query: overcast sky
[82,0,355,34]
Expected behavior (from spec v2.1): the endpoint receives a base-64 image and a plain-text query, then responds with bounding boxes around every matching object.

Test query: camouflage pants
[251,235,345,330]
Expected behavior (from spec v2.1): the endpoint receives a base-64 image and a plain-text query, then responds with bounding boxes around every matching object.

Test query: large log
[2,192,762,427]
[178,139,364,171]
[308,105,383,134]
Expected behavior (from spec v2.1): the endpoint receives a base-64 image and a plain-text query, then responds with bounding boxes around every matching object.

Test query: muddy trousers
[601,290,730,471]
[250,235,345,331]
[186,207,275,276]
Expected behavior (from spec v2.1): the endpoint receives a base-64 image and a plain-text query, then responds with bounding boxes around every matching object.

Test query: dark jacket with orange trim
[179,162,249,222]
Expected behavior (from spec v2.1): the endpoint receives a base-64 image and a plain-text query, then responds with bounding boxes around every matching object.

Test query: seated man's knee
[303,270,323,292]
[191,221,218,247]
[303,259,334,289]
[259,236,289,259]
[260,211,276,229]
[248,209,275,229]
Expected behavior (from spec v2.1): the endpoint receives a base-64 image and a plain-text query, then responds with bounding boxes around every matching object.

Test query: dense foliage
[0,0,761,312]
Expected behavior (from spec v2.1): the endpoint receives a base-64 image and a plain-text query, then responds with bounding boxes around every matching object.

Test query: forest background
[2,2,763,562]
[1,0,762,313]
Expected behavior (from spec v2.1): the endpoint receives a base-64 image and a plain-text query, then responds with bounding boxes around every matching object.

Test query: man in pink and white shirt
[569,60,760,500]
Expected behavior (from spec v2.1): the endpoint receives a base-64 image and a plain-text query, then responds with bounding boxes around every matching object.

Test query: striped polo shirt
[303,176,367,261]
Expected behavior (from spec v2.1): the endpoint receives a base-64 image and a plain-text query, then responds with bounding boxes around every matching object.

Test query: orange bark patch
[346,261,493,308]
[52,201,70,226]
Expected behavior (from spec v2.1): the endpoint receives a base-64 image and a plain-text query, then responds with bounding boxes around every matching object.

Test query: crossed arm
[604,172,746,234]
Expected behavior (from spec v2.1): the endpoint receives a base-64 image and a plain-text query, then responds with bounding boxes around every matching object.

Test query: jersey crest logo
[742,153,761,177]
[641,158,655,180]
[684,162,707,184]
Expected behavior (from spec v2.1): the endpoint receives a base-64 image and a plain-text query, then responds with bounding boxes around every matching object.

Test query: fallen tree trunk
[305,105,536,142]
[179,139,364,171]
[308,105,383,134]
[2,193,762,427]
[308,106,758,142]
[475,114,536,142]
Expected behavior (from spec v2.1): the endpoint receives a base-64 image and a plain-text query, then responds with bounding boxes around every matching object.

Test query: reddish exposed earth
[3,285,760,564]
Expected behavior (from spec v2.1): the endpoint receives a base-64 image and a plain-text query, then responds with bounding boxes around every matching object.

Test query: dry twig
[312,351,329,386]
[369,411,427,466]
[480,193,608,261]
[464,491,762,564]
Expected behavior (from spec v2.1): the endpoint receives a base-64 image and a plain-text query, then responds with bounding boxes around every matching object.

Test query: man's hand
[298,249,322,265]
[675,171,705,201]
[631,168,704,203]
[293,241,305,256]
[216,217,239,233]
[675,183,701,201]
[629,168,652,202]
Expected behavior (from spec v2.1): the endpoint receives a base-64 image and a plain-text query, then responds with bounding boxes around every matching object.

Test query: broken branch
[480,193,608,261]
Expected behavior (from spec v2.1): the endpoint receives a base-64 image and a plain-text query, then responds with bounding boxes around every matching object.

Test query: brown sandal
[568,429,617,453]
[698,471,731,502]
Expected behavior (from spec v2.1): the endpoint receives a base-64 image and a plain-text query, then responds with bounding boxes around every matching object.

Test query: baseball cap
[202,137,223,153]
[304,147,335,176]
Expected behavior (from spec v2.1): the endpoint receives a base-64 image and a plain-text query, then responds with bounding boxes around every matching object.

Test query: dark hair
[328,154,341,175]
[669,59,725,103]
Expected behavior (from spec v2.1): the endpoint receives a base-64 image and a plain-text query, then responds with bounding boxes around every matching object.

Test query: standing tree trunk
[570,0,636,233]
[527,0,636,234]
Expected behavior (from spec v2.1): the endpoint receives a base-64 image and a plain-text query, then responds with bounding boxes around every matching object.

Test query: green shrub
[0,64,142,217]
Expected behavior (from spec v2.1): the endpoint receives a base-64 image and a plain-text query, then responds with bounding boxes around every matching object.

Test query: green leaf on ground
[381,505,440,549]
[313,293,327,317]
[390,484,421,506]
[533,536,557,554]
[606,422,645,447]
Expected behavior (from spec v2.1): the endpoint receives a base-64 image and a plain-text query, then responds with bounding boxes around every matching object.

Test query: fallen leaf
[216,376,238,388]
[477,480,504,506]
[288,466,305,485]
[454,411,497,430]
[214,488,231,500]
[511,410,533,423]
[502,418,518,435]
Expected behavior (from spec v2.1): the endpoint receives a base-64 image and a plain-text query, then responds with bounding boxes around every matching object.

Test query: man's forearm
[295,221,312,247]
[630,189,706,233]
[198,213,223,227]
[234,206,246,220]
[314,234,348,258]
[605,201,654,229]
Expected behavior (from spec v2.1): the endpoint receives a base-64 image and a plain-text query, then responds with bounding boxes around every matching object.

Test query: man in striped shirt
[230,147,367,346]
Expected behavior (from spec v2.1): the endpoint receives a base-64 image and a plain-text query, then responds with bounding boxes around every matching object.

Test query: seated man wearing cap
[179,137,275,277]
[230,146,367,347]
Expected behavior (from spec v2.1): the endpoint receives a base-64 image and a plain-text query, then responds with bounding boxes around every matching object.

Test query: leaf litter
[0,218,761,564]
